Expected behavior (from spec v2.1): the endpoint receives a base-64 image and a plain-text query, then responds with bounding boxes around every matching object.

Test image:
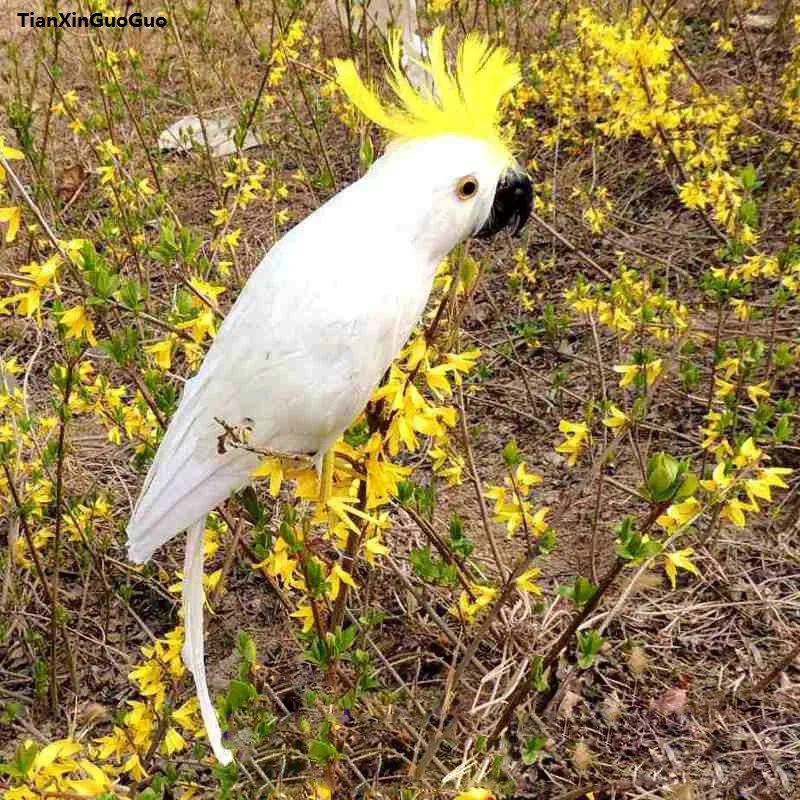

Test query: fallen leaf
[652,687,688,717]
[557,689,582,719]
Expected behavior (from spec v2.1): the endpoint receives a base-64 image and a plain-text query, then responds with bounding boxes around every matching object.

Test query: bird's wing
[127,187,427,563]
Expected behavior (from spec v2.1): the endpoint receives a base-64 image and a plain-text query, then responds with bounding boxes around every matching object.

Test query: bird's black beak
[474,166,533,239]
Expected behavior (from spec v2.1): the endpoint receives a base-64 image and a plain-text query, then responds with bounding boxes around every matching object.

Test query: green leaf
[308,738,338,765]
[239,486,266,527]
[359,134,374,168]
[335,625,357,656]
[212,761,239,800]
[237,632,257,667]
[738,163,760,191]
[502,439,522,466]
[522,735,547,765]
[450,514,474,557]
[645,452,681,502]
[577,629,605,669]
[529,655,548,692]
[225,678,256,714]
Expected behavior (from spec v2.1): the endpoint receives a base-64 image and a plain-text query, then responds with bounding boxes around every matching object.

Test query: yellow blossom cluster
[485,462,548,535]
[524,8,759,241]
[566,265,690,341]
[4,625,204,799]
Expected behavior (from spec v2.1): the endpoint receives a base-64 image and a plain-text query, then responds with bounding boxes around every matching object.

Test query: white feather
[182,518,233,765]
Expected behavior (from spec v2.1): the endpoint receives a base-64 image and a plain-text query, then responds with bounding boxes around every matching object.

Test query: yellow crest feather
[333,27,520,161]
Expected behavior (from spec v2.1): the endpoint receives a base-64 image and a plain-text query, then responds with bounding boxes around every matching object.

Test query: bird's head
[334,28,532,259]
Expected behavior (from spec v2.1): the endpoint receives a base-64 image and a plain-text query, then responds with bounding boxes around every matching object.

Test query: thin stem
[2,464,54,607]
[457,382,508,581]
[49,359,79,714]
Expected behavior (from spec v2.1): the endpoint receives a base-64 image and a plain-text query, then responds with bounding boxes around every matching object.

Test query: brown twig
[49,358,79,715]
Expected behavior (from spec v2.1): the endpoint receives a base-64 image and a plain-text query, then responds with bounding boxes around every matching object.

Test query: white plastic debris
[158,114,261,158]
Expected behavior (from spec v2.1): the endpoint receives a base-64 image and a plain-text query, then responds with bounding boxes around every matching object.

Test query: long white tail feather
[183,517,233,765]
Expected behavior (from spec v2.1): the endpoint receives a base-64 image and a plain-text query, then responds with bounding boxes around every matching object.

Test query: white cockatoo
[127,27,532,764]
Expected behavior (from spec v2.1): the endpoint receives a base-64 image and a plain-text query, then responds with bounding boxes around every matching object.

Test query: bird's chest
[315,267,434,401]
[359,269,433,366]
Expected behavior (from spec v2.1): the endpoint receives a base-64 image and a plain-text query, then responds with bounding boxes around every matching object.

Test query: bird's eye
[456,176,479,200]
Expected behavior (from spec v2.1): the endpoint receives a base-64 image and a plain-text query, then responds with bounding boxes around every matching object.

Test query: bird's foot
[260,448,315,466]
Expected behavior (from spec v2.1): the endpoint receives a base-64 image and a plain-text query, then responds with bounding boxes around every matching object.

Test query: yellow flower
[252,456,284,496]
[530,506,551,534]
[177,309,217,343]
[452,583,497,623]
[145,338,173,371]
[60,305,97,345]
[97,164,115,184]
[664,547,700,589]
[290,604,316,633]
[308,782,332,800]
[679,180,708,209]
[583,206,606,232]
[21,255,61,288]
[746,382,770,405]
[172,697,201,733]
[510,461,542,494]
[721,497,755,527]
[163,726,187,755]
[261,545,299,587]
[555,419,589,466]
[701,461,733,492]
[122,753,148,781]
[0,138,23,183]
[189,276,226,307]
[128,659,164,699]
[32,739,83,771]
[0,137,24,160]
[656,497,701,531]
[97,138,121,160]
[327,562,356,600]
[430,0,454,13]
[445,348,481,373]
[613,359,662,388]
[745,468,791,504]
[210,207,230,226]
[456,789,494,800]
[718,356,739,379]
[70,759,112,795]
[4,787,38,800]
[515,567,542,595]
[94,727,128,760]
[733,437,762,468]
[603,404,628,428]
[717,35,734,53]
[0,206,22,242]
[364,532,390,563]
[426,364,453,396]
